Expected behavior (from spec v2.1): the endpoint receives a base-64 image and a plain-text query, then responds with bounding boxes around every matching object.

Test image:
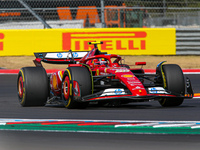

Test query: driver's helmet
[93,58,108,67]
[99,58,108,66]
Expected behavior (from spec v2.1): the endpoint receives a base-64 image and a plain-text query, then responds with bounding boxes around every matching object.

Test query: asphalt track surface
[0,74,200,150]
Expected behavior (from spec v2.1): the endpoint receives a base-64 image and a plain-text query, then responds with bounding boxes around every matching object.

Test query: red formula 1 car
[17,41,193,109]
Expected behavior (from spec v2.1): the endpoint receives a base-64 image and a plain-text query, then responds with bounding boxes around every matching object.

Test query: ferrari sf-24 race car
[17,41,193,109]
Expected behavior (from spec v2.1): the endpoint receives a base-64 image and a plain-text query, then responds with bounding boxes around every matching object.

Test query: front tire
[17,67,48,106]
[62,67,92,109]
[159,64,185,107]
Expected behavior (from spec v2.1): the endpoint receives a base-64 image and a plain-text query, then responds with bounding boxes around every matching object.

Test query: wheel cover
[63,76,70,101]
[18,76,23,99]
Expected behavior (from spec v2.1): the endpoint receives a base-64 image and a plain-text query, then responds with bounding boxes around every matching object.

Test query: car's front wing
[81,92,193,103]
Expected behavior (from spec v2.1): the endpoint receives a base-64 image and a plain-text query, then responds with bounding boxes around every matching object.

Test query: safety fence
[176,29,200,55]
[0,0,200,29]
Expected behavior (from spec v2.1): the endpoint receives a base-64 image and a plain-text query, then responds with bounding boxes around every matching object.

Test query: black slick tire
[62,67,91,109]
[17,67,48,106]
[159,64,185,107]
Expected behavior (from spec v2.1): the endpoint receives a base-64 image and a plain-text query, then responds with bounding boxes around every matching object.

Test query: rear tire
[159,64,185,107]
[17,67,48,106]
[62,67,92,109]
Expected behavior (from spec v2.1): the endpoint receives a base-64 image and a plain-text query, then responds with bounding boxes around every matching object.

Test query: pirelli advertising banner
[0,28,176,56]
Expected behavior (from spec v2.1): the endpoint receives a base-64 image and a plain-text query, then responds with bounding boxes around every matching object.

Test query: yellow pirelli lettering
[70,83,72,96]
[65,69,71,80]
[96,69,99,75]
[65,97,71,108]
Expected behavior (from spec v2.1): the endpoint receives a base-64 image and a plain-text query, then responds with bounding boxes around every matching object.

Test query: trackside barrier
[176,29,200,55]
[0,28,175,56]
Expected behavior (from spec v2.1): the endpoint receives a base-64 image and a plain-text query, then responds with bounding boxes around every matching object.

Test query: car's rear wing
[34,51,88,65]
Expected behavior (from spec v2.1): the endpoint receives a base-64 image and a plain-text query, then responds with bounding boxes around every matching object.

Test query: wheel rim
[63,76,70,101]
[18,76,23,99]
